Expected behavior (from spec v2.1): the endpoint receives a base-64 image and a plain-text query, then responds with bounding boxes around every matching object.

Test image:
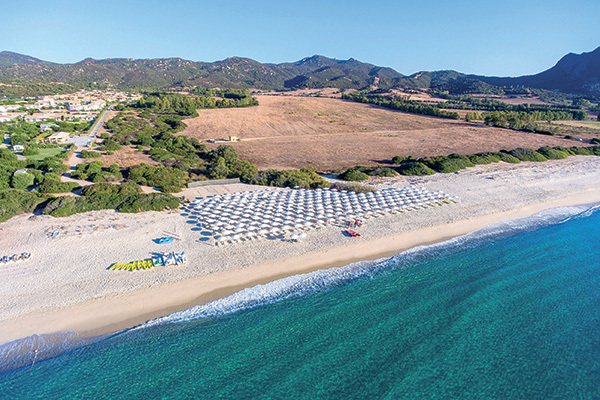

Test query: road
[68,104,113,149]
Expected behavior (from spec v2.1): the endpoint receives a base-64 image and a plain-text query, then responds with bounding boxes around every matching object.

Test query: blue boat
[156,236,175,244]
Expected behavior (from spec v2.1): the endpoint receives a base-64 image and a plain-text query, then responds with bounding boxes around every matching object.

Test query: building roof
[46,131,70,140]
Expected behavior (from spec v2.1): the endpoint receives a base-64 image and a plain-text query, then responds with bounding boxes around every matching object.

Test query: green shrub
[127,163,188,192]
[81,150,102,158]
[497,152,521,163]
[468,152,502,165]
[43,172,61,182]
[0,189,43,222]
[22,147,39,156]
[537,147,569,160]
[338,168,370,181]
[100,138,122,151]
[427,154,475,173]
[39,181,81,193]
[117,193,180,212]
[11,172,35,189]
[329,182,376,193]
[391,156,408,165]
[43,182,179,217]
[396,162,436,176]
[368,167,398,177]
[507,148,548,162]
[243,168,328,189]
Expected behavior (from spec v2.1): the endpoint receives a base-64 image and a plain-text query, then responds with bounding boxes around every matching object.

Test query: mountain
[0,48,599,97]
[0,51,48,67]
[474,46,600,96]
[0,52,403,94]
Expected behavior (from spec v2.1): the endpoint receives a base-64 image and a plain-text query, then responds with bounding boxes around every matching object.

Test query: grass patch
[23,148,66,161]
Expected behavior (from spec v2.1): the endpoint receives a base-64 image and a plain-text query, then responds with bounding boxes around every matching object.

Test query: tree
[11,172,35,189]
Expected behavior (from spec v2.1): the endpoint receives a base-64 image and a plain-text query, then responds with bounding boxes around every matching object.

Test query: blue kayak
[156,236,175,244]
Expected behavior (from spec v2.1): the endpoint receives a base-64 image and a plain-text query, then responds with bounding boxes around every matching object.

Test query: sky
[1,0,599,77]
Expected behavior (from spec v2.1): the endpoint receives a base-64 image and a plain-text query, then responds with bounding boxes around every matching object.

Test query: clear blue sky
[1,0,598,77]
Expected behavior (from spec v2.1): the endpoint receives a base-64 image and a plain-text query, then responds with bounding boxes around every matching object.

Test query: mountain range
[0,47,599,97]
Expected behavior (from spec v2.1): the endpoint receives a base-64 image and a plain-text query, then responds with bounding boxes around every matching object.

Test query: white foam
[0,331,101,374]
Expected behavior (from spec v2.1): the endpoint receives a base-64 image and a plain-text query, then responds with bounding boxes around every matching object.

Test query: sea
[1,204,600,399]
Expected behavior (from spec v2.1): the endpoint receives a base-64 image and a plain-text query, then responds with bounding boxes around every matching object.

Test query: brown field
[178,95,584,170]
[99,145,159,168]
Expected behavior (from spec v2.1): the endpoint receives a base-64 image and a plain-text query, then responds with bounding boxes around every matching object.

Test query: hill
[0,51,48,67]
[474,46,600,97]
[0,53,404,94]
[0,47,599,97]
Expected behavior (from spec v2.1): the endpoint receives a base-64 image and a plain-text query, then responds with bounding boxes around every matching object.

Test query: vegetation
[39,181,81,194]
[338,145,600,179]
[127,164,188,193]
[42,182,180,217]
[395,161,437,176]
[0,189,43,223]
[425,154,475,173]
[244,168,328,189]
[80,149,102,158]
[337,168,370,181]
[342,93,460,119]
[506,148,548,162]
[329,182,376,193]
[134,92,258,117]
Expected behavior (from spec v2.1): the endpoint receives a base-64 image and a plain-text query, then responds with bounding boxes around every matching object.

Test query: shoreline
[2,190,600,345]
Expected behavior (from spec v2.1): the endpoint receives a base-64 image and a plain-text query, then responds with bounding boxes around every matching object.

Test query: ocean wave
[0,332,101,374]
[134,202,600,330]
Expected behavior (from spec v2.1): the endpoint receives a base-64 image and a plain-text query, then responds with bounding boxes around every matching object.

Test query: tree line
[342,93,460,119]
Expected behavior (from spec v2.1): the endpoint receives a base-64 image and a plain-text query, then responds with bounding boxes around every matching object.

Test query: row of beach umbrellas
[190,186,456,246]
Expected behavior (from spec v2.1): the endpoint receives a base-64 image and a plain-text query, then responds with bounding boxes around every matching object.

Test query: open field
[555,120,600,129]
[23,148,67,161]
[98,145,159,168]
[180,95,585,170]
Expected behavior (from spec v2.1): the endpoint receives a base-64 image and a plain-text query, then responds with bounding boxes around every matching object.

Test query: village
[0,89,138,124]
[1,89,140,151]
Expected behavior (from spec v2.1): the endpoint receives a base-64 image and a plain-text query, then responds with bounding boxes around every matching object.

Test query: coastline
[1,156,600,346]
[2,191,600,344]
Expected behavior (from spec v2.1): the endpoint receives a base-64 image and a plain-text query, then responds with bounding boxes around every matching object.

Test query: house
[12,145,25,151]
[40,123,59,132]
[42,131,70,143]
[23,113,58,122]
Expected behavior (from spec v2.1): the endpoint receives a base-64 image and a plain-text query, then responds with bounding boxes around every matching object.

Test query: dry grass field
[99,145,159,168]
[176,95,583,170]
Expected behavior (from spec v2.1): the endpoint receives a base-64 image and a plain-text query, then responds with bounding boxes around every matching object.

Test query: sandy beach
[1,156,600,344]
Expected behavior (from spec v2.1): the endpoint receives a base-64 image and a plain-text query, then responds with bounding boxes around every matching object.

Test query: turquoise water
[2,205,600,399]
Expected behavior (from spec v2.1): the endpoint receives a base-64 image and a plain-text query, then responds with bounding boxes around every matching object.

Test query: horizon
[1,1,599,77]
